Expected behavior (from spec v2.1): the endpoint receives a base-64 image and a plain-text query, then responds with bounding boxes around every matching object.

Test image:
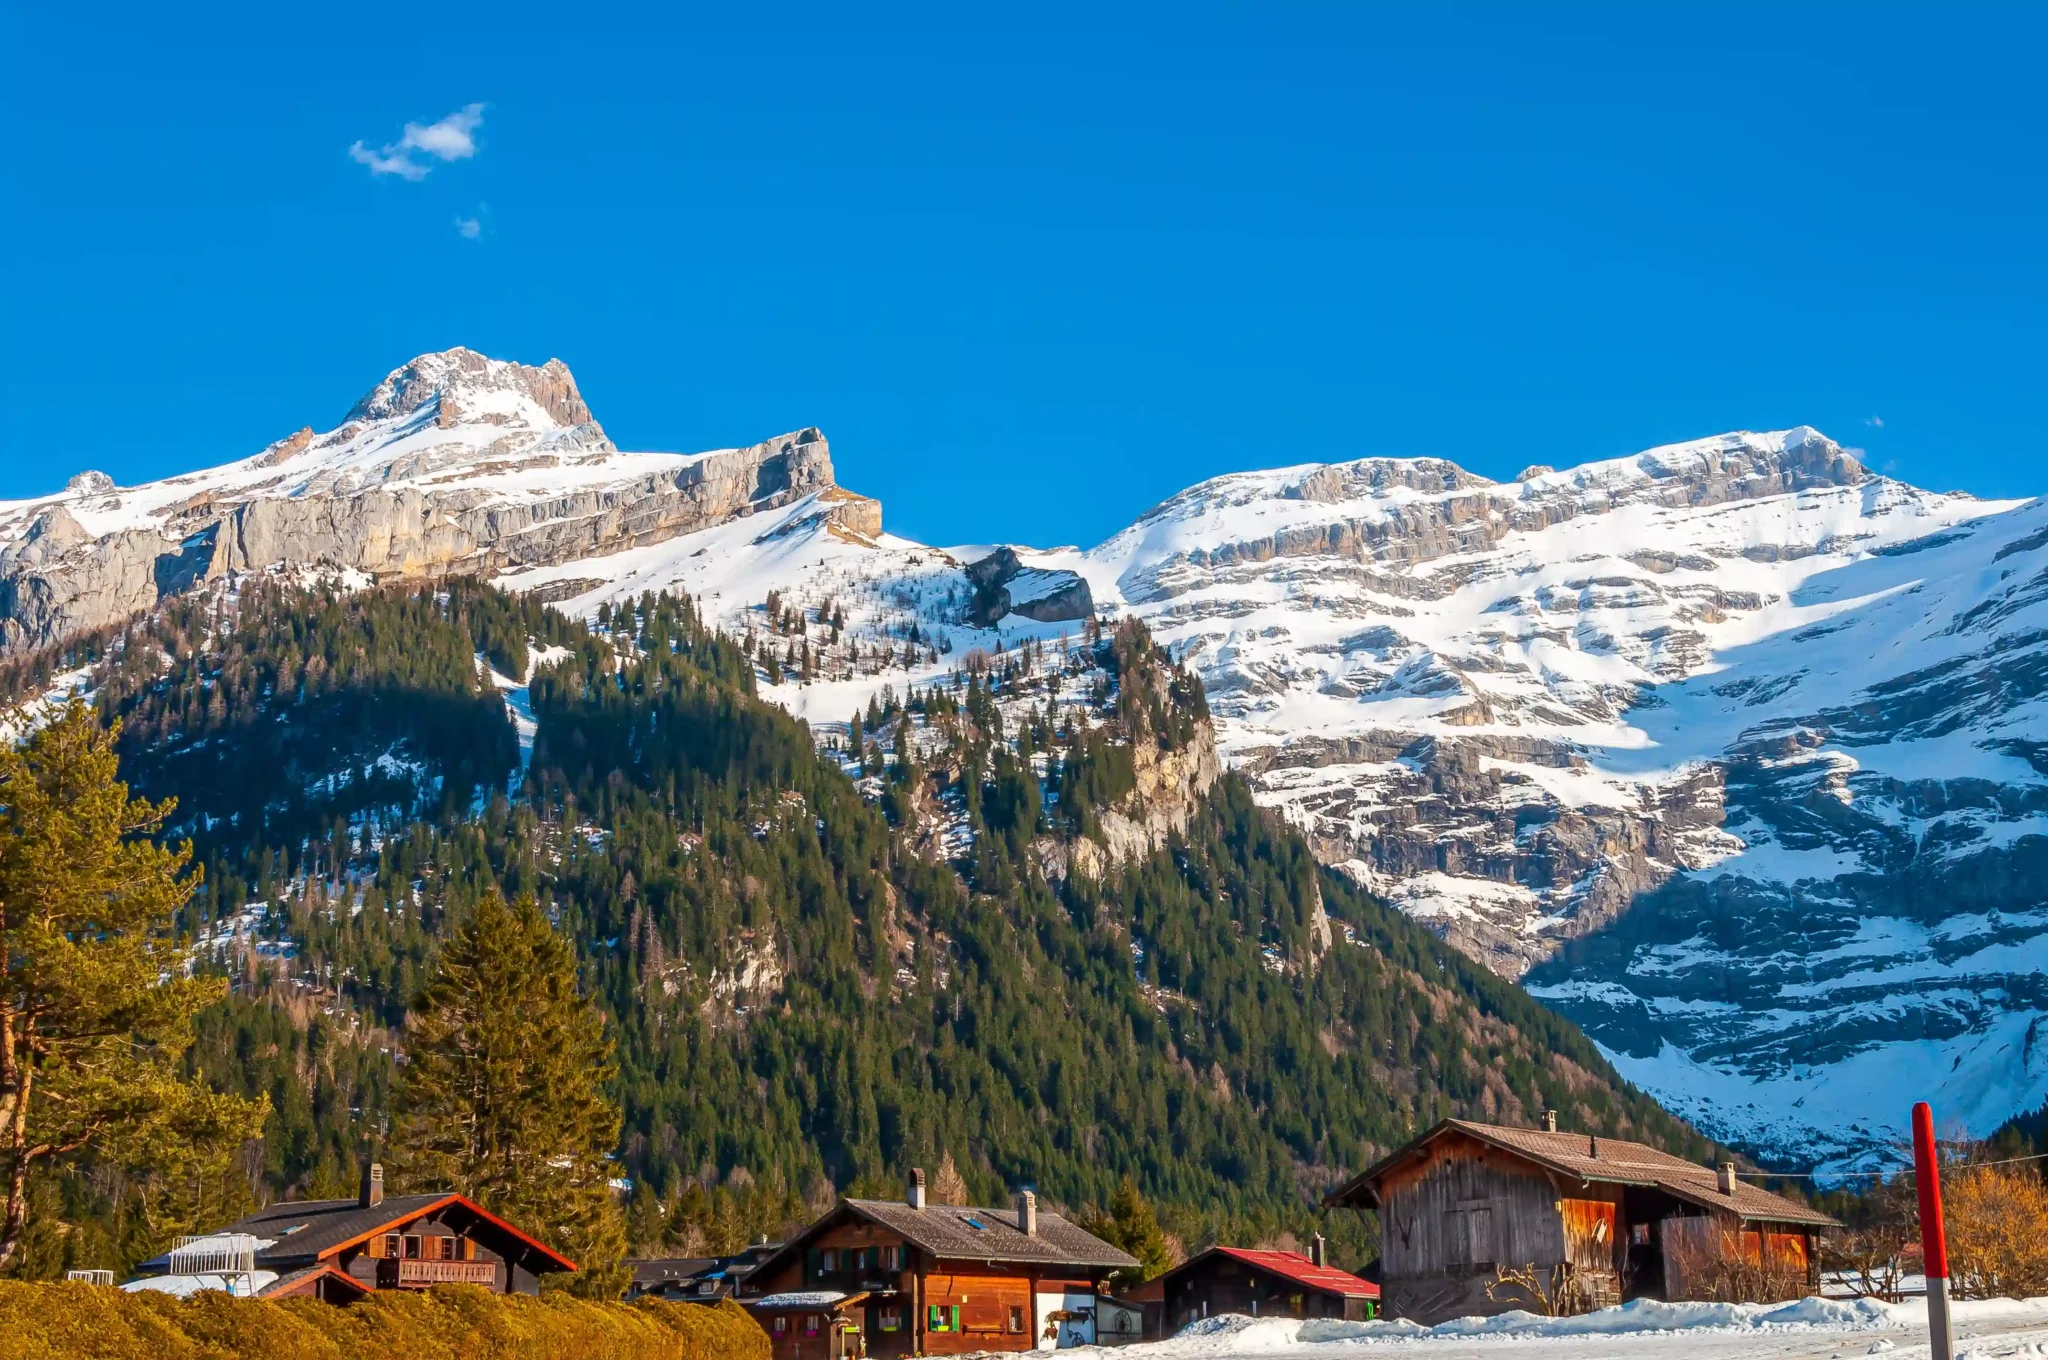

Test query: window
[403,1234,423,1260]
[928,1304,958,1332]
[1009,1306,1026,1333]
[772,1317,786,1337]
[803,1314,820,1337]
[1444,1207,1493,1267]
[962,1216,987,1230]
[881,1246,901,1271]
[820,1248,838,1272]
[878,1305,901,1333]
[379,1233,401,1259]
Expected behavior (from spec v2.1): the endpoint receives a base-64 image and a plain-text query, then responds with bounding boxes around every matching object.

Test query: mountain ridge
[12,346,2045,1173]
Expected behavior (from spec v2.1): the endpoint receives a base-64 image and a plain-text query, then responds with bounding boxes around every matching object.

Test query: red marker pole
[1911,1101,1955,1360]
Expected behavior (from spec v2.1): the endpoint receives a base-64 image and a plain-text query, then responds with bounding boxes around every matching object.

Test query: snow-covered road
[1060,1297,2048,1360]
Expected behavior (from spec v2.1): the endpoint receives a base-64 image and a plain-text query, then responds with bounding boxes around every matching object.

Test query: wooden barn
[1325,1117,1837,1324]
[740,1170,1138,1356]
[1157,1236,1379,1333]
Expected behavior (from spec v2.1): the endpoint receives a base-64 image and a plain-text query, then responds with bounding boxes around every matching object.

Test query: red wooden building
[742,1170,1138,1357]
[1157,1237,1379,1333]
[130,1163,577,1299]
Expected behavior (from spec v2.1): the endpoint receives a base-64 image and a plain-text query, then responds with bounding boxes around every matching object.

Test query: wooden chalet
[741,1169,1139,1357]
[625,1242,781,1301]
[1158,1236,1379,1333]
[132,1163,577,1298]
[1326,1116,1839,1324]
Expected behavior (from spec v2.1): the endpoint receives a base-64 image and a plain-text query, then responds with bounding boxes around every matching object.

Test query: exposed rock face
[1075,720,1223,877]
[1241,729,1729,976]
[1049,425,2048,1166]
[24,362,2048,1170]
[963,547,1095,626]
[0,349,848,652]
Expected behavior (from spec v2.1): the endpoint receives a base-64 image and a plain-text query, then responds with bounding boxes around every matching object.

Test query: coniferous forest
[0,577,1718,1277]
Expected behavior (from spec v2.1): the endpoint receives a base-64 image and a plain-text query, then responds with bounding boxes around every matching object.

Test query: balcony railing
[386,1259,498,1288]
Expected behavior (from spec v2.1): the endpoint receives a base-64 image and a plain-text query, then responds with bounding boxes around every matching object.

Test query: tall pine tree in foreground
[0,702,266,1274]
[388,889,626,1297]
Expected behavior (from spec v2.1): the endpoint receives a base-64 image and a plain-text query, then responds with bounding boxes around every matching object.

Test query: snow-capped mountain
[13,347,2048,1169]
[0,348,872,652]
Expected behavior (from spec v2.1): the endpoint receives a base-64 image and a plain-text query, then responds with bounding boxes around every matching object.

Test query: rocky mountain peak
[344,347,597,433]
[1625,425,1866,495]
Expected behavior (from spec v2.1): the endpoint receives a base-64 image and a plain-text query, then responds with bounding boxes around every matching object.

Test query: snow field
[1066,1296,2048,1360]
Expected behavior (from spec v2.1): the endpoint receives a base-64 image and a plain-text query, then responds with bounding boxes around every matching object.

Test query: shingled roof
[747,1196,1139,1284]
[841,1198,1140,1270]
[135,1193,578,1274]
[1326,1119,1838,1229]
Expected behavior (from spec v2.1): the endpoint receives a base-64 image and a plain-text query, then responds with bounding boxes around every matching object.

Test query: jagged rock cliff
[0,348,871,652]
[528,421,2048,1168]
[24,348,2048,1170]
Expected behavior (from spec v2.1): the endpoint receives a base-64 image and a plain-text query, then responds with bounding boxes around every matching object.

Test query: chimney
[1718,1162,1737,1195]
[908,1168,927,1212]
[1017,1190,1037,1237]
[1588,1135,1599,1159]
[1541,1110,1558,1133]
[1310,1233,1327,1269]
[359,1161,384,1209]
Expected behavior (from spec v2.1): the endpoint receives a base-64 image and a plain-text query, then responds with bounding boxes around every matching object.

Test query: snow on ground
[1071,1297,2048,1360]
[479,644,573,790]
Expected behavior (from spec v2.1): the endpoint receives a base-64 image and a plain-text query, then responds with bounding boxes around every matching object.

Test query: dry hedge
[0,1281,768,1360]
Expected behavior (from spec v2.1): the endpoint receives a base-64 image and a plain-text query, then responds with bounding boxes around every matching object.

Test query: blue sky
[4,5,2042,548]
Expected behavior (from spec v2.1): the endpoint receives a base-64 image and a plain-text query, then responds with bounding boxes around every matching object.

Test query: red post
[1911,1101,1955,1360]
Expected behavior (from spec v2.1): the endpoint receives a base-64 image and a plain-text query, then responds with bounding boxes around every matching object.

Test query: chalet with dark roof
[625,1241,781,1301]
[741,1168,1138,1356]
[132,1162,577,1297]
[1325,1115,1839,1323]
[1158,1236,1379,1333]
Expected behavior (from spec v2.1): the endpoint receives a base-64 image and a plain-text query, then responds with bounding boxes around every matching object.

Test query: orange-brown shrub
[0,1280,767,1360]
[1946,1164,2048,1300]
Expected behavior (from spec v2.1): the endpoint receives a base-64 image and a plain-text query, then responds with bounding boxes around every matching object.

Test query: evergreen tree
[1080,1178,1176,1290]
[388,889,626,1297]
[0,702,266,1273]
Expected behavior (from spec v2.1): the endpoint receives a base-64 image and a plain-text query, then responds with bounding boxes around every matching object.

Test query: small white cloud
[1864,415,1884,428]
[455,214,483,240]
[350,103,487,181]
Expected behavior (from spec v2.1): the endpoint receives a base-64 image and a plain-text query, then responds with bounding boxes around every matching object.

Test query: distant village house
[740,1169,1138,1356]
[125,1162,576,1301]
[625,1241,782,1302]
[1326,1116,1838,1324]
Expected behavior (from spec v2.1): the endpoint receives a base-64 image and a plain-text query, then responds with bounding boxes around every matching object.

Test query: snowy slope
[495,421,2048,1168]
[21,347,2048,1168]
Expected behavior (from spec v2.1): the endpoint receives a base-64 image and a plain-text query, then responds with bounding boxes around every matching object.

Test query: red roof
[1187,1246,1379,1298]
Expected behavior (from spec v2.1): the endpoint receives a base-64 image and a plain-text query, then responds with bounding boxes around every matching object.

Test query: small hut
[1156,1236,1379,1332]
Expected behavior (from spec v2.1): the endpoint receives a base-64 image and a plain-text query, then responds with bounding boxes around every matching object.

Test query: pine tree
[0,702,266,1272]
[1080,1178,1177,1289]
[388,889,626,1296]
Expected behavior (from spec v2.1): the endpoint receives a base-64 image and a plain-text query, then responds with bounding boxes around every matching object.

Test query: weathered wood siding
[1382,1153,1566,1276]
[1659,1215,1816,1302]
[1376,1131,1623,1323]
